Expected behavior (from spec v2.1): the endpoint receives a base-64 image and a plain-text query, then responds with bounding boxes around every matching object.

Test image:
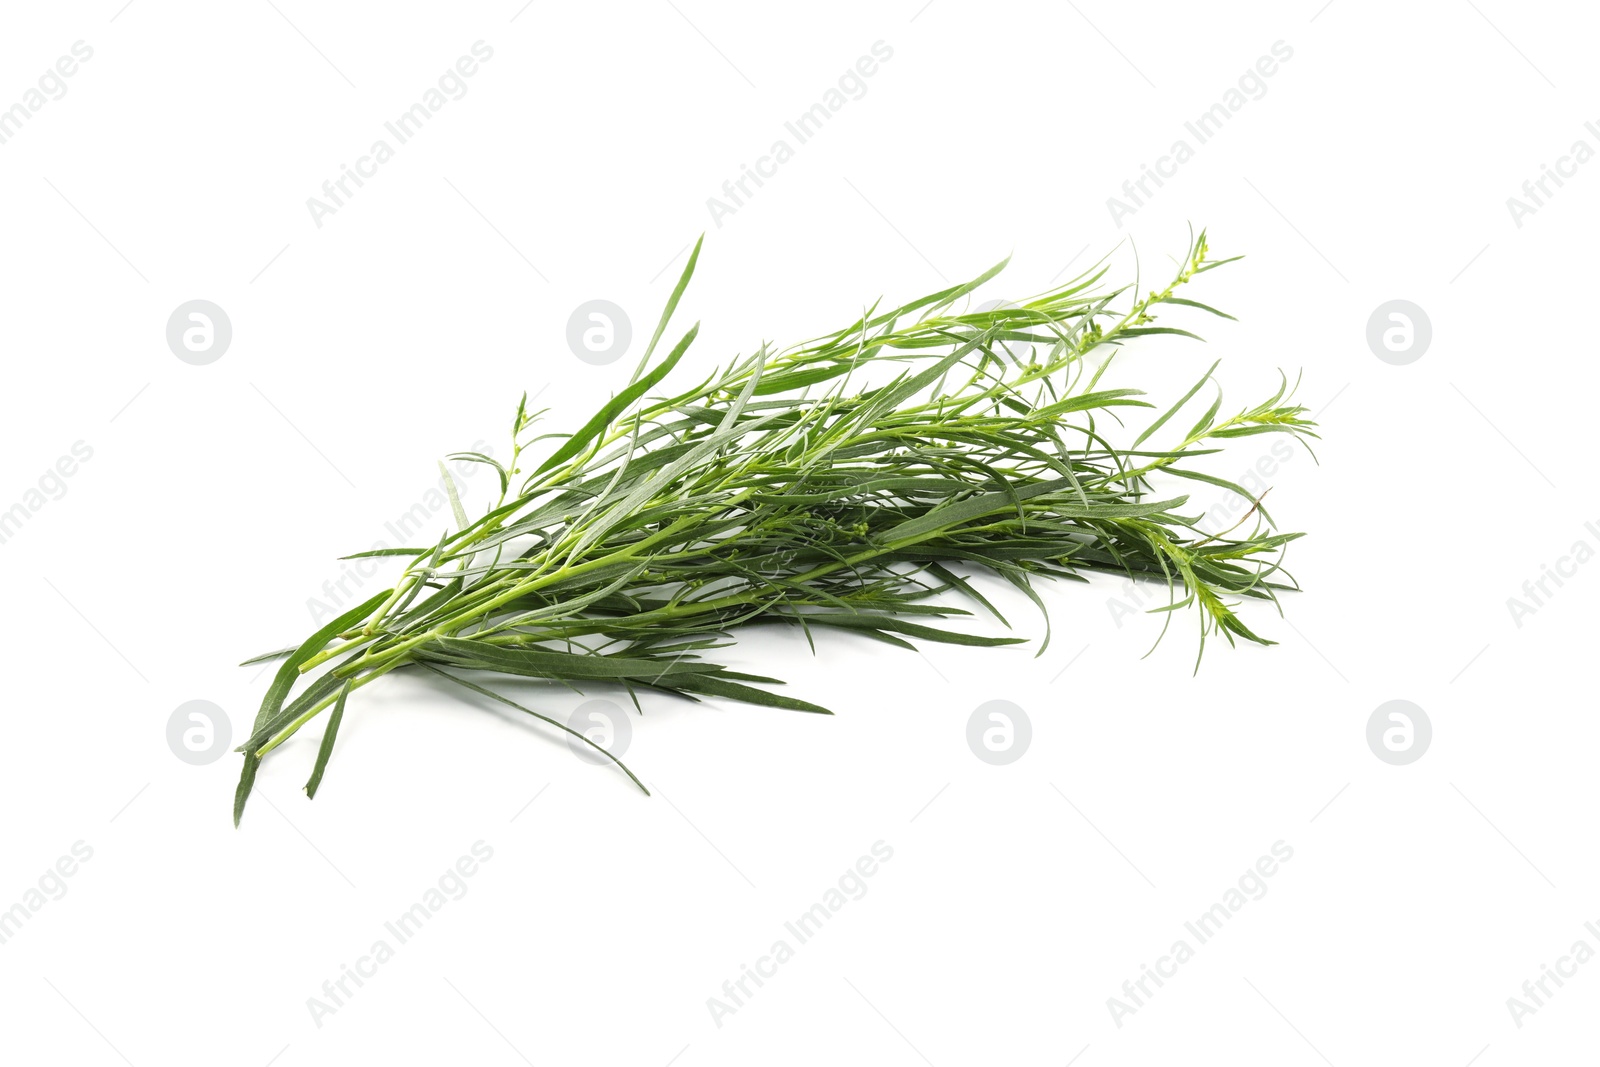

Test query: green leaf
[235,590,390,826]
[340,547,429,559]
[439,461,470,530]
[790,612,1026,646]
[418,664,649,794]
[534,323,701,477]
[534,236,706,477]
[239,646,296,667]
[418,638,715,682]
[1133,360,1218,449]
[304,680,352,799]
[667,672,833,715]
[1162,297,1237,320]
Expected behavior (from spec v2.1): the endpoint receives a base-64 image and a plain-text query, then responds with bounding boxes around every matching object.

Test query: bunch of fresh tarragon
[234,231,1315,824]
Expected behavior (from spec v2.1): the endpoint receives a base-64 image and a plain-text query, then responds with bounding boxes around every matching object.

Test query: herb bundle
[234,232,1314,824]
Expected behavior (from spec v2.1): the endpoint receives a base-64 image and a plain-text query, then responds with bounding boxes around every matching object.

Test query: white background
[0,1,1595,1063]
